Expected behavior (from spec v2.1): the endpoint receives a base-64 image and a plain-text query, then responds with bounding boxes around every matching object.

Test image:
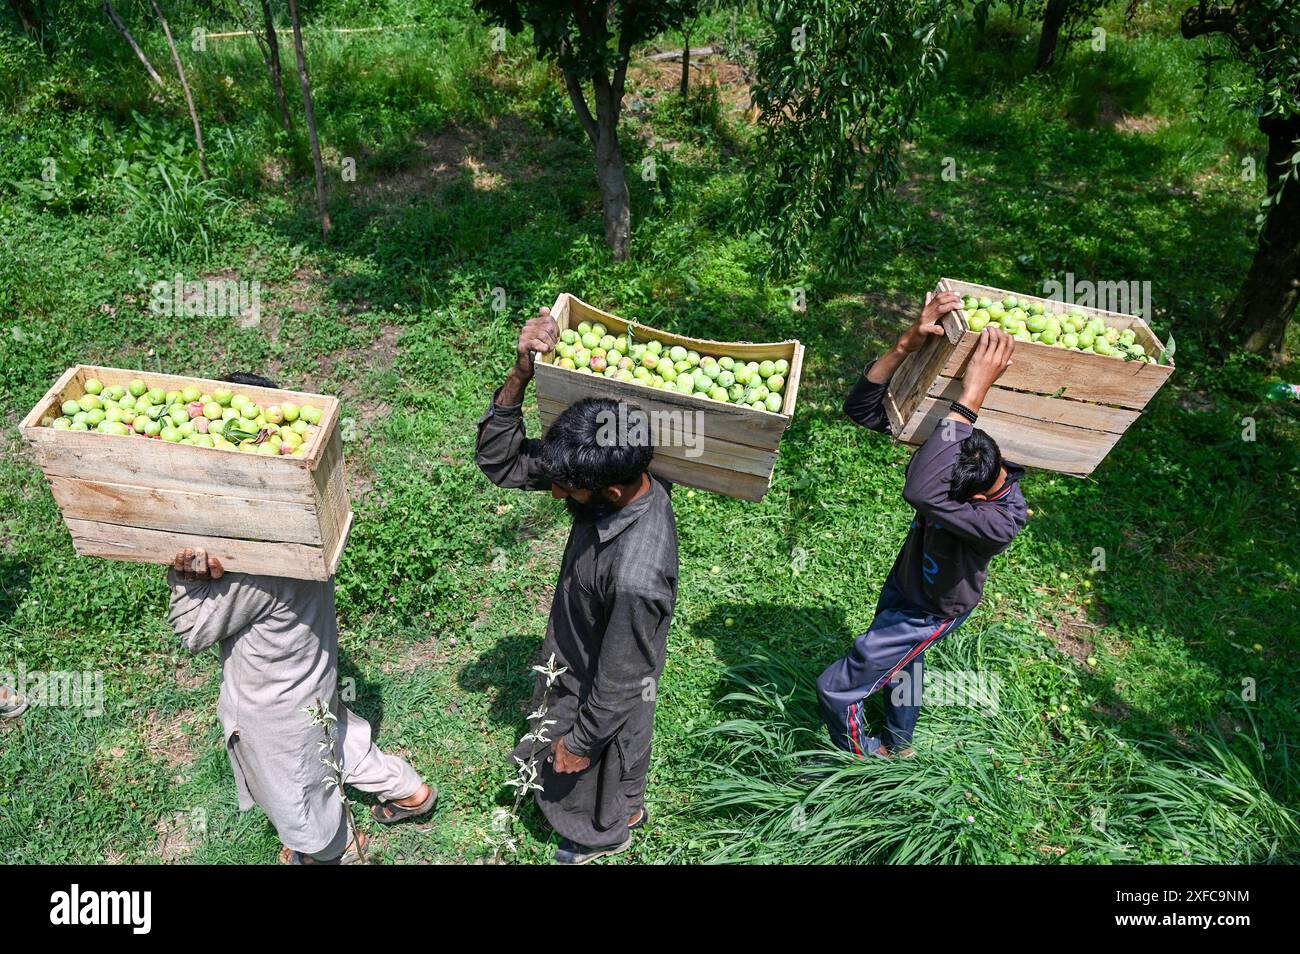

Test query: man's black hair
[951,427,1003,501]
[541,397,653,492]
[222,372,280,389]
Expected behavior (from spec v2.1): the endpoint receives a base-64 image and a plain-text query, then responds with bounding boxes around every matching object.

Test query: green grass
[0,0,1297,863]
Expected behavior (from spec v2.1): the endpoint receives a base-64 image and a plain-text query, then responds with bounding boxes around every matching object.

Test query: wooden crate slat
[890,324,960,426]
[938,334,1172,410]
[323,510,354,578]
[644,452,774,503]
[47,476,323,545]
[538,399,779,478]
[311,427,350,561]
[925,376,1142,435]
[898,396,1122,476]
[23,427,317,502]
[782,341,806,416]
[63,518,331,581]
[535,357,793,447]
[534,367,788,449]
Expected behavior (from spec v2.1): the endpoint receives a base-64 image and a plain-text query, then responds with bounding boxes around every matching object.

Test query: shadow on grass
[455,630,540,733]
[0,557,32,630]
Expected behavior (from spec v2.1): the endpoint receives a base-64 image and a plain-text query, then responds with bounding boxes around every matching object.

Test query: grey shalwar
[476,396,679,849]
[168,571,422,857]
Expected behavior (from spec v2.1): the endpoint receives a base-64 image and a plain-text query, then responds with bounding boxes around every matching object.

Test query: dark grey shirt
[844,363,1028,618]
[475,397,679,760]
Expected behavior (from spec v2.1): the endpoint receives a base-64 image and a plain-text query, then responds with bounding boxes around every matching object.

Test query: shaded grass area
[1,0,1297,862]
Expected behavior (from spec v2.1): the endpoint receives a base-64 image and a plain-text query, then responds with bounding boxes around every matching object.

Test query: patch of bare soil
[386,634,448,674]
[1095,93,1167,135]
[142,708,197,771]
[1095,699,1131,722]
[628,55,754,116]
[350,115,551,207]
[172,656,211,690]
[1043,603,1101,666]
[153,811,200,862]
[317,323,402,415]
[1176,389,1216,413]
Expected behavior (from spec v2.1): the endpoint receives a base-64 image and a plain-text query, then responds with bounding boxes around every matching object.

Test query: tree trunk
[594,112,631,260]
[287,0,331,239]
[1036,0,1071,71]
[590,57,631,261]
[260,0,294,134]
[561,11,632,261]
[149,0,210,177]
[1219,114,1300,363]
[680,27,691,98]
[560,70,631,260]
[103,0,166,87]
[8,0,40,39]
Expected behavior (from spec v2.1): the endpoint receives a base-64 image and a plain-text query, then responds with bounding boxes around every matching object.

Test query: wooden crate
[533,294,805,502]
[885,278,1174,476]
[19,365,353,581]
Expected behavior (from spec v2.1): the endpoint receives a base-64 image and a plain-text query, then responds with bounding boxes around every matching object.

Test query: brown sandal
[372,784,438,824]
[280,831,368,865]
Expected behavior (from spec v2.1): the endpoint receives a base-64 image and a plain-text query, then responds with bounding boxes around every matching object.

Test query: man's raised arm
[475,307,561,491]
[843,290,963,433]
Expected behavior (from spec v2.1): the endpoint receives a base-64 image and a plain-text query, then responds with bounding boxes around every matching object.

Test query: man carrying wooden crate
[816,293,1028,759]
[477,309,679,865]
[166,376,436,865]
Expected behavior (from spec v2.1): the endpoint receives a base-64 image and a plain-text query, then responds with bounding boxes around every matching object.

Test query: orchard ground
[1,0,1297,863]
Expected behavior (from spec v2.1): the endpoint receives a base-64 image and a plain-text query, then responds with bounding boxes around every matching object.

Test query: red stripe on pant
[848,702,863,756]
[867,615,956,698]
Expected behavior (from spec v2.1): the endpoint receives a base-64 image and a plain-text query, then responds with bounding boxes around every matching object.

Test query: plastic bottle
[1265,382,1300,401]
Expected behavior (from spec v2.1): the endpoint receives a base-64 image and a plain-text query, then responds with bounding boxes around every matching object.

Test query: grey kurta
[168,571,421,855]
[476,396,679,848]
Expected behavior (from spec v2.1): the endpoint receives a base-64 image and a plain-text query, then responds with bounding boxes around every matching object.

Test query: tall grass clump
[693,621,1299,864]
[122,165,235,262]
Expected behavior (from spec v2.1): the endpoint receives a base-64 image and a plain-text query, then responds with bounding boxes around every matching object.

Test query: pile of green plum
[962,294,1158,363]
[43,377,325,456]
[549,320,791,413]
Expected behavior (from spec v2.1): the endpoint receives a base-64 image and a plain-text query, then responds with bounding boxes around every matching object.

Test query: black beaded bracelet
[949,401,978,423]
